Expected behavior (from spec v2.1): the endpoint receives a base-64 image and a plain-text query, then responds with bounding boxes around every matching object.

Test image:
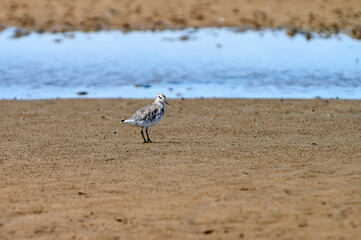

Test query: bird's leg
[141,127,147,143]
[146,127,152,143]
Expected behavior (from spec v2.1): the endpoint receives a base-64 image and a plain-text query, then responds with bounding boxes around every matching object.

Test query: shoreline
[2,96,361,101]
[1,0,361,39]
[2,25,359,41]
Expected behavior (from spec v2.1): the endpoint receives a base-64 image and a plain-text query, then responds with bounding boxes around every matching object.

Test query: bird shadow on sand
[132,141,182,144]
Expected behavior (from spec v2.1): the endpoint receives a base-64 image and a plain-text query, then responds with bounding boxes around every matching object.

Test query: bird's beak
[165,100,169,105]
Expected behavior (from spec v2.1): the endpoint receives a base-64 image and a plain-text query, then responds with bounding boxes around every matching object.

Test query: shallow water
[0,28,360,99]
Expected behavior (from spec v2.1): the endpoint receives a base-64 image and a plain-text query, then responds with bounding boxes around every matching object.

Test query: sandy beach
[1,0,361,38]
[1,0,361,239]
[0,98,360,239]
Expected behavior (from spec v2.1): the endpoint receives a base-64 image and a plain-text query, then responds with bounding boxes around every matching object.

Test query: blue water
[0,28,360,99]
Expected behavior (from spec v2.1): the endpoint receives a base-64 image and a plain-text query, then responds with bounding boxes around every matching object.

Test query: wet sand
[1,98,360,239]
[1,0,361,38]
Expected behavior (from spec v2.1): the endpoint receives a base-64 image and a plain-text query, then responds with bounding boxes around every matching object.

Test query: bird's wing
[129,103,161,121]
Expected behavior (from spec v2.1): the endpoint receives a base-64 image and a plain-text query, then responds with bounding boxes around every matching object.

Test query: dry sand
[1,98,361,239]
[1,0,361,38]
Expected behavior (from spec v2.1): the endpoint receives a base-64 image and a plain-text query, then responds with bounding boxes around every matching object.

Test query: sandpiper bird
[121,93,169,143]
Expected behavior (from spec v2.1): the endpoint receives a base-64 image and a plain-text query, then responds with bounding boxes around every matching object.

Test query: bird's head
[155,93,169,105]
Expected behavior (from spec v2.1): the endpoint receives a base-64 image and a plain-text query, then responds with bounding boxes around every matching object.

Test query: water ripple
[0,28,360,99]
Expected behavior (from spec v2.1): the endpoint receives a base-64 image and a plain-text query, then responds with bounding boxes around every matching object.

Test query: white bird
[121,93,169,143]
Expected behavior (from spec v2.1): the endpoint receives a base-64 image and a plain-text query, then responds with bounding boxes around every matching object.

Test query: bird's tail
[121,119,126,123]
